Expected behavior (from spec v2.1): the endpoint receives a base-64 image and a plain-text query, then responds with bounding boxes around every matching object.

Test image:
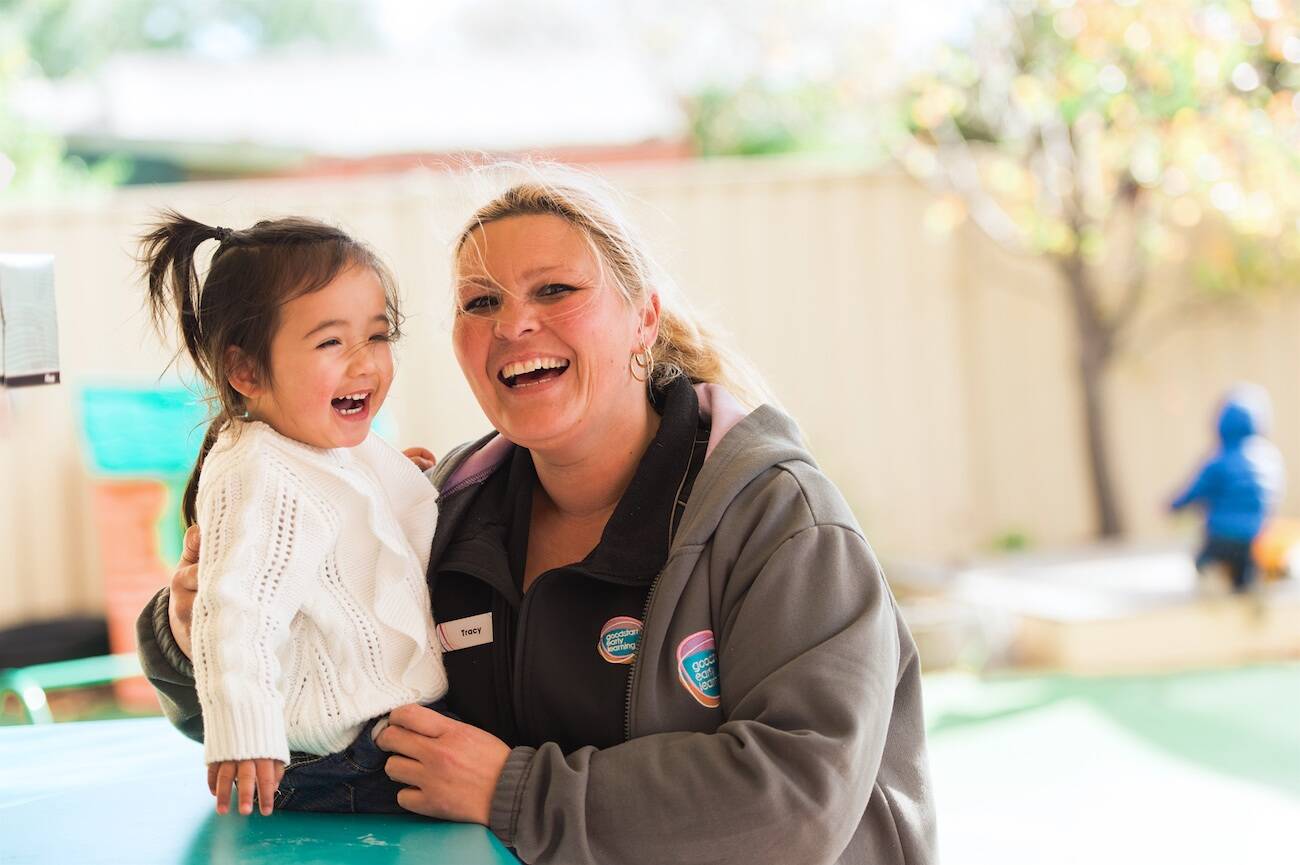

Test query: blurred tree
[691,81,843,156]
[6,0,377,78]
[0,0,376,193]
[888,0,1300,538]
[631,0,934,159]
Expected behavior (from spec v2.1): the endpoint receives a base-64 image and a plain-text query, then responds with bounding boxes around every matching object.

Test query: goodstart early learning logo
[597,616,643,664]
[676,630,720,708]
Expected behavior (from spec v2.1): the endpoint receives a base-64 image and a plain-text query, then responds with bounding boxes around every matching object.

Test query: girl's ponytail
[180,419,223,529]
[138,211,229,383]
[138,213,233,530]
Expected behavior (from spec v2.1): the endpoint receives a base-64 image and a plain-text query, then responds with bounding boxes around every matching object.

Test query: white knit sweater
[191,420,447,765]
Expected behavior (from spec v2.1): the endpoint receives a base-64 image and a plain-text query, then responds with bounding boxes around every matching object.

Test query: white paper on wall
[0,254,60,387]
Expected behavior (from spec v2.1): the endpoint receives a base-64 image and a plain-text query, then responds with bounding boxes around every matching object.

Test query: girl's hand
[403,447,437,472]
[376,705,510,825]
[169,525,201,660]
[208,758,285,816]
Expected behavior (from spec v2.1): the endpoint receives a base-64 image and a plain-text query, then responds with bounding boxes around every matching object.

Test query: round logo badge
[676,630,720,708]
[597,616,643,664]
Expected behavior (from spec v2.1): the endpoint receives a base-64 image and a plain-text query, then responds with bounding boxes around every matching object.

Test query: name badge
[436,613,493,652]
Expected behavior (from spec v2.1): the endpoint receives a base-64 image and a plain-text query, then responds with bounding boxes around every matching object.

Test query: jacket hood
[1218,385,1272,447]
[670,397,813,550]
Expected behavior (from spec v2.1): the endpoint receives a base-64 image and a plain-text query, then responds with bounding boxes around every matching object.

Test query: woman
[137,171,937,864]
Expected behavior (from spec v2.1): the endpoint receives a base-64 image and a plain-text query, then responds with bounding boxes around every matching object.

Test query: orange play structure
[1253,518,1300,580]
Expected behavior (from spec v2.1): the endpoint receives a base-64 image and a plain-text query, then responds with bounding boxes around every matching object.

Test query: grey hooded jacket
[136,386,936,865]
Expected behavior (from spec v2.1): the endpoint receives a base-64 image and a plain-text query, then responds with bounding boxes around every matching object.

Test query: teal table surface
[0,717,519,865]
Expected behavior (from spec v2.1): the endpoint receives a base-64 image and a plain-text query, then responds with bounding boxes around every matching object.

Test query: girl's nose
[348,342,381,375]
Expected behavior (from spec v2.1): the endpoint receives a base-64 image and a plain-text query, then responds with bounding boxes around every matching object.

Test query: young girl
[140,212,447,817]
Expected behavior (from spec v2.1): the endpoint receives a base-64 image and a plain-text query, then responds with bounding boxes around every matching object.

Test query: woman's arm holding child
[169,525,200,659]
[135,528,202,742]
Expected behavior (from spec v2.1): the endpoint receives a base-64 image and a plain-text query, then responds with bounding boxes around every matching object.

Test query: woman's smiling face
[452,213,656,454]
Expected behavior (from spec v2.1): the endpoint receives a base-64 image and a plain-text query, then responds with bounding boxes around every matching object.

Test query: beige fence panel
[0,158,1294,627]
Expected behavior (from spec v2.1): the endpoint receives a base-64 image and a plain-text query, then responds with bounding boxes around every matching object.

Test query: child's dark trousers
[269,699,451,814]
[1196,536,1257,592]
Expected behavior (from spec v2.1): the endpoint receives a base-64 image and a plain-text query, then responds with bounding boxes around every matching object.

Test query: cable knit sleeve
[191,443,333,765]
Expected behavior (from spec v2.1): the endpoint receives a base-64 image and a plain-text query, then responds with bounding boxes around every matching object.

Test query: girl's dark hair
[138,211,402,527]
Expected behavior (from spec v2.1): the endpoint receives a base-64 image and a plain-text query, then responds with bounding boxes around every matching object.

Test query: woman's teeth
[501,357,568,379]
[500,357,570,387]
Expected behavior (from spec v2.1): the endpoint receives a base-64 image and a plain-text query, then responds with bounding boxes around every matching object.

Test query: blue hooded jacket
[1170,386,1286,540]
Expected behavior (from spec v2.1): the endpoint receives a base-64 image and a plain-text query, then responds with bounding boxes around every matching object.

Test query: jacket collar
[437,380,751,497]
[480,377,705,585]
[575,377,704,582]
[428,379,771,588]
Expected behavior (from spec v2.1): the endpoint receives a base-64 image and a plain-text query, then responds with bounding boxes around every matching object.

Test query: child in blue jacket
[1170,384,1286,592]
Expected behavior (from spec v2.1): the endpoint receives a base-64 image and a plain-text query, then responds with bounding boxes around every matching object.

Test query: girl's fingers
[236,761,257,815]
[256,760,280,816]
[214,762,237,814]
[211,759,281,816]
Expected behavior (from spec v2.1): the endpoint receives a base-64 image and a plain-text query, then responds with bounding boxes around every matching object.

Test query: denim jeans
[269,699,451,814]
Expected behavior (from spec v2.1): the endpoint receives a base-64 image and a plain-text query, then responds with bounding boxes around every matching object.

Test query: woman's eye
[462,294,499,314]
[316,338,341,349]
[370,331,393,343]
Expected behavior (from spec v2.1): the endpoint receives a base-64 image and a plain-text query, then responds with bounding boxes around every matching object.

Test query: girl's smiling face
[452,214,658,455]
[234,265,395,450]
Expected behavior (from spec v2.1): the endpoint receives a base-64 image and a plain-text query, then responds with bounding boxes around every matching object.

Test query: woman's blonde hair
[452,164,775,410]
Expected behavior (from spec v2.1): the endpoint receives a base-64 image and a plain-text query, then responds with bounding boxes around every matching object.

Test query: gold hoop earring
[629,342,654,383]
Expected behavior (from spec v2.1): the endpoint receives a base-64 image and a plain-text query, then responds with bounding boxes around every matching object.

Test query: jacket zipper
[497,593,517,740]
[440,435,699,744]
[624,570,664,741]
[512,568,563,745]
[624,430,705,741]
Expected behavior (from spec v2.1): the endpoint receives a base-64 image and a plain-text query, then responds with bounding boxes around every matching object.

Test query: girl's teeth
[333,392,368,415]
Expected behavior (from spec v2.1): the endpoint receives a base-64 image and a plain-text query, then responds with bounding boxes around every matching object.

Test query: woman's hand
[403,447,437,472]
[377,704,511,825]
[208,757,285,816]
[169,525,201,660]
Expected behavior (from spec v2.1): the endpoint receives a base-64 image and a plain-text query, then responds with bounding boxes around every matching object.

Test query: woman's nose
[493,301,539,340]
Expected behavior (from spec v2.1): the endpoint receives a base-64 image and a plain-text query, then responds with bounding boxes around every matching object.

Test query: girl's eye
[316,338,341,349]
[462,294,499,314]
[370,331,393,343]
[538,283,576,299]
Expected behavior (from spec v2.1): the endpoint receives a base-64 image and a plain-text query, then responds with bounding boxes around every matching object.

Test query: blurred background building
[1,1,1298,861]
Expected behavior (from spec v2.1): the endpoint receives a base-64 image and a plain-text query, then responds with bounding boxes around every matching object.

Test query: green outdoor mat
[925,664,1300,864]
